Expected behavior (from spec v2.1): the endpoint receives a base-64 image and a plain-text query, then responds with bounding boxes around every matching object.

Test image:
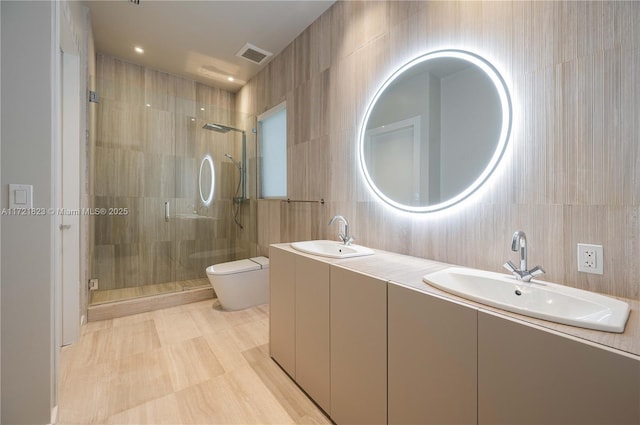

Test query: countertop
[272,243,640,359]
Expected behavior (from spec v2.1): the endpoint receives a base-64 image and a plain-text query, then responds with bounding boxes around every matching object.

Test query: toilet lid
[250,256,269,269]
[206,259,261,276]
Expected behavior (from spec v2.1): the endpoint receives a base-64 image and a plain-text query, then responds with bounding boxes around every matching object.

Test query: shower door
[90,56,257,306]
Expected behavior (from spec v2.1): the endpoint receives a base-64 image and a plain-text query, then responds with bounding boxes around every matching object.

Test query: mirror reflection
[199,155,214,206]
[360,50,511,212]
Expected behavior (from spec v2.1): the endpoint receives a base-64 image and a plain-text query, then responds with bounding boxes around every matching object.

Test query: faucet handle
[503,261,517,273]
[529,265,545,278]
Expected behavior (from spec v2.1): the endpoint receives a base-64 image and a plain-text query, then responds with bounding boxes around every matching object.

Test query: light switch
[14,190,27,205]
[9,184,33,209]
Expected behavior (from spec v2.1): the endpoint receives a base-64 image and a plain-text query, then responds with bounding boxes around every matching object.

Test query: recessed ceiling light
[227,76,235,82]
[200,107,205,111]
[134,46,144,54]
[191,118,195,121]
[146,103,151,107]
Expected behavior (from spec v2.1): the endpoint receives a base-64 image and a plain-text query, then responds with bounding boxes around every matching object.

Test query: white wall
[440,66,501,200]
[1,1,56,423]
[367,72,432,204]
[0,2,3,420]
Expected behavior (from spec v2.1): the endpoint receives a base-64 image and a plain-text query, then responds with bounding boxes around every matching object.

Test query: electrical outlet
[577,243,603,275]
[89,278,99,291]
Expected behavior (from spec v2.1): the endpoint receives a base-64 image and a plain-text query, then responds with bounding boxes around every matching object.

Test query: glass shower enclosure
[89,56,257,305]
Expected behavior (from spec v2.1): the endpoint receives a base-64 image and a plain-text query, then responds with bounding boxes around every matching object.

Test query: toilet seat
[206,259,260,276]
[206,257,269,276]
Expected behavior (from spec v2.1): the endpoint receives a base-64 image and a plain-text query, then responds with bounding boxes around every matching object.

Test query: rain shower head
[202,122,245,134]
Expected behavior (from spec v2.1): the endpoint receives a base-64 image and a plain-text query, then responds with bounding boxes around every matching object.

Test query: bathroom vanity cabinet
[388,283,477,425]
[269,248,296,378]
[294,255,330,412]
[330,266,387,425]
[478,311,640,425]
[269,247,331,412]
[270,244,640,425]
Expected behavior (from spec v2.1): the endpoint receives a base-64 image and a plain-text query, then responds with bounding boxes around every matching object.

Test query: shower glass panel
[90,56,257,306]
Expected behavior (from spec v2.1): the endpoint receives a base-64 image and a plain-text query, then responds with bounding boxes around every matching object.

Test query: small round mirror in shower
[199,154,215,206]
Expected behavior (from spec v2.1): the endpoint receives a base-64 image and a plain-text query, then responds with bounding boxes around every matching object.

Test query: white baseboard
[51,404,58,424]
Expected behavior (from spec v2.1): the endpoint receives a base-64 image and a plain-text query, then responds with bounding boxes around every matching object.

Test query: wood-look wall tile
[113,243,142,289]
[93,244,116,290]
[329,128,359,204]
[144,68,176,113]
[94,196,141,245]
[577,2,615,57]
[309,8,332,76]
[511,1,555,75]
[113,57,145,106]
[293,28,311,90]
[97,99,144,150]
[553,1,578,65]
[563,205,640,300]
[239,0,640,299]
[328,52,357,134]
[353,33,390,128]
[292,80,312,145]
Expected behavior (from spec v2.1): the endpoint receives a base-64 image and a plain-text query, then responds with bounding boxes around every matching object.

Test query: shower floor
[90,278,210,305]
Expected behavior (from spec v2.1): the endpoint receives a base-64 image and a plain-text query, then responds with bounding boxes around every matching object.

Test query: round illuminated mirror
[359,50,511,212]
[199,155,214,206]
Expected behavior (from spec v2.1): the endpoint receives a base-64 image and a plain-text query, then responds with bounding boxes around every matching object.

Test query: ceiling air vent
[236,43,273,65]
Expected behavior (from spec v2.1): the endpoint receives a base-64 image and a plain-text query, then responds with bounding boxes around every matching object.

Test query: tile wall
[238,1,640,300]
[92,55,257,291]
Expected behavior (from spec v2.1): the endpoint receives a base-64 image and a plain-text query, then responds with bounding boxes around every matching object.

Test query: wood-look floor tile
[59,302,328,424]
[202,328,251,373]
[106,393,182,425]
[80,318,113,336]
[243,345,332,425]
[110,319,161,359]
[106,348,174,417]
[62,327,115,369]
[189,300,237,333]
[58,361,113,424]
[153,308,202,346]
[173,373,261,424]
[174,365,293,424]
[111,311,154,328]
[227,318,270,352]
[165,336,225,391]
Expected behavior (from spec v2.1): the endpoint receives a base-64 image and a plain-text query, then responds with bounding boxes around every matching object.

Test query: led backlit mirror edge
[358,49,513,213]
[199,154,215,206]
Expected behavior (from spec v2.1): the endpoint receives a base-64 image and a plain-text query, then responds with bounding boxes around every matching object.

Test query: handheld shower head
[225,153,242,170]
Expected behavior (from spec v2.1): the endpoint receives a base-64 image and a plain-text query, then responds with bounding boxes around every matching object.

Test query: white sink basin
[291,240,375,259]
[423,267,630,333]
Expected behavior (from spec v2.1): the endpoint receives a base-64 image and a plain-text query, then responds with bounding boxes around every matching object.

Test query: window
[258,102,287,198]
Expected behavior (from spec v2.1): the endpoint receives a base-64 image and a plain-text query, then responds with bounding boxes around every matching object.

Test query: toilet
[206,256,269,311]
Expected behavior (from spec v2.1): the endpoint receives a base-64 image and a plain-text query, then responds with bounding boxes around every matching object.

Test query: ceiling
[84,0,335,92]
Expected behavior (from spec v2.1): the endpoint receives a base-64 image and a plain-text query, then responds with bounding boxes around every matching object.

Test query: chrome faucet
[328,215,354,245]
[503,230,545,282]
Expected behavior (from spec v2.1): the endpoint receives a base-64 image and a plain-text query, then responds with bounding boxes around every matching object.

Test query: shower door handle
[164,201,170,222]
